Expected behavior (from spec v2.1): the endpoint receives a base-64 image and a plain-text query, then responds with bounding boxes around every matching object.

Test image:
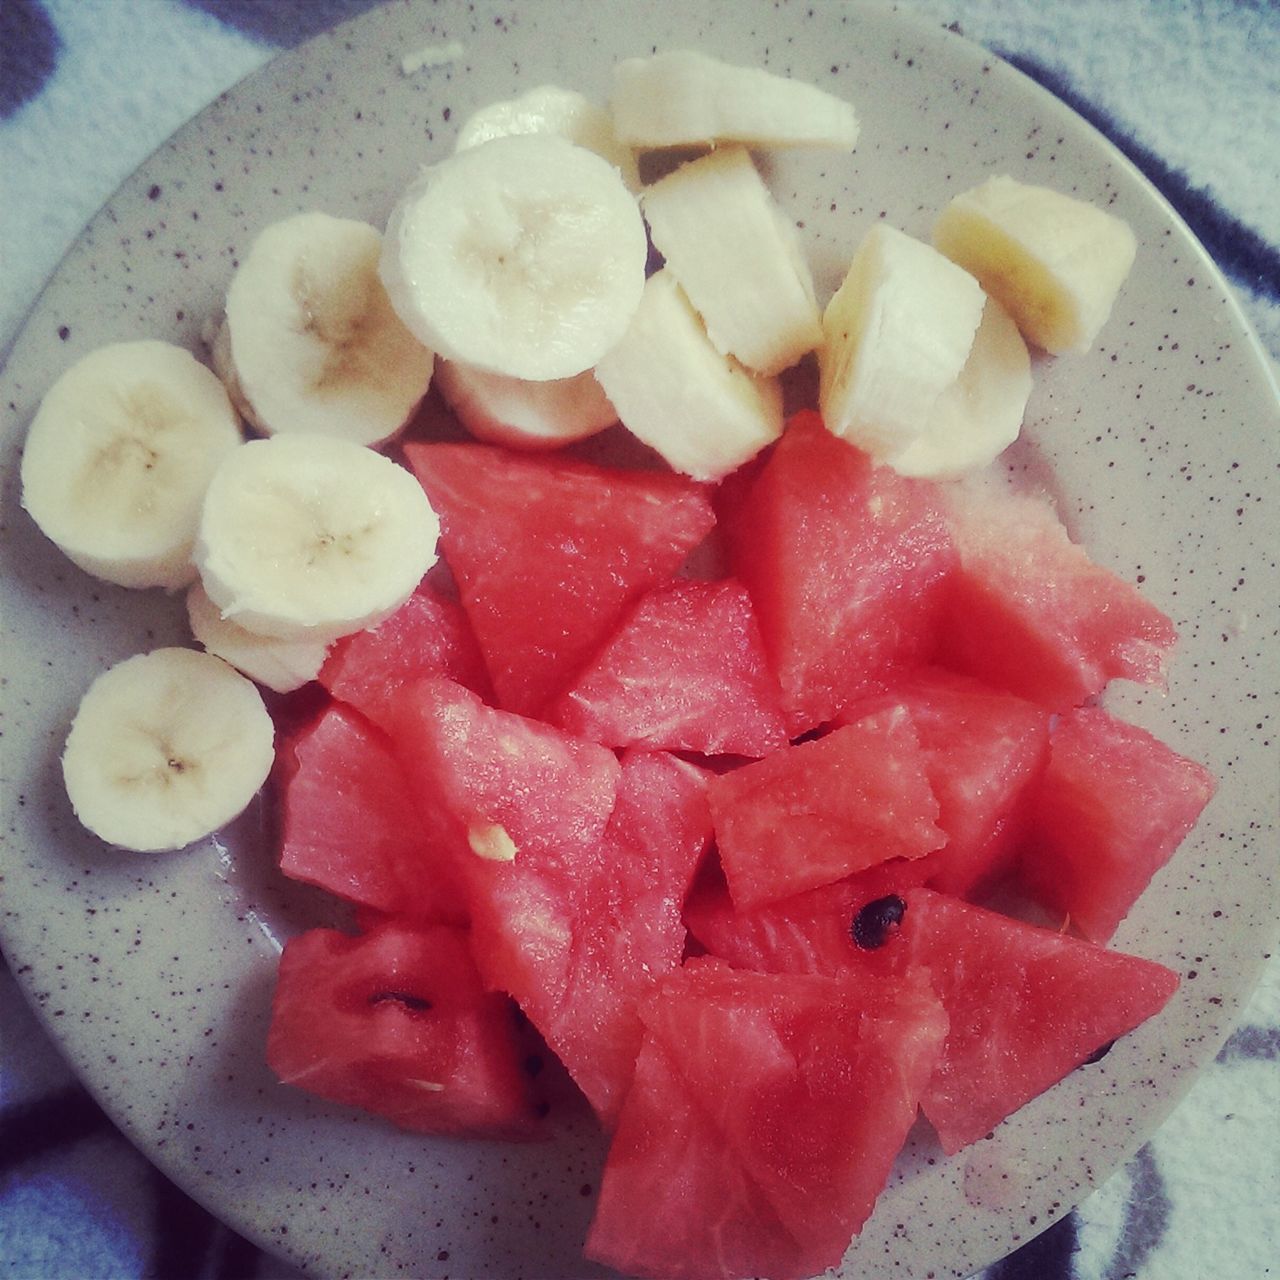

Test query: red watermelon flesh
[277,702,468,925]
[936,484,1178,711]
[318,578,492,730]
[708,705,944,910]
[585,958,947,1280]
[886,889,1181,1154]
[385,676,621,877]
[1018,706,1216,943]
[836,669,1051,897]
[683,857,932,977]
[404,441,716,718]
[722,410,956,733]
[551,577,789,757]
[266,921,540,1139]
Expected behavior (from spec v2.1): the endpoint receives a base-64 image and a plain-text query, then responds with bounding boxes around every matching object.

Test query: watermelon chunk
[708,705,944,910]
[385,676,621,876]
[318,578,492,730]
[277,702,468,925]
[890,890,1181,1154]
[722,410,956,732]
[1018,706,1216,942]
[683,857,933,977]
[551,578,788,757]
[836,669,1051,897]
[404,441,716,717]
[936,484,1178,710]
[266,921,539,1139]
[585,958,947,1280]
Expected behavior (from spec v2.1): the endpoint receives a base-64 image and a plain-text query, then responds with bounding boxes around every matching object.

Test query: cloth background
[1,1,1276,1278]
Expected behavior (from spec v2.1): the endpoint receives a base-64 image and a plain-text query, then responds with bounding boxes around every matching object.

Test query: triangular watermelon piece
[551,577,789,757]
[404,441,716,717]
[683,856,933,977]
[891,889,1181,1154]
[708,705,944,910]
[721,411,956,732]
[837,668,1051,897]
[318,577,492,730]
[267,921,540,1139]
[586,958,947,1280]
[276,702,469,925]
[1018,706,1216,942]
[936,484,1178,710]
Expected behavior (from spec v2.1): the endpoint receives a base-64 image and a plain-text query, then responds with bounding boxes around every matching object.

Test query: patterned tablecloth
[2,2,1277,1278]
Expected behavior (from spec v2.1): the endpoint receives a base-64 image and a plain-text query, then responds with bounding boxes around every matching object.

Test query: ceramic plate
[1,2,1277,1277]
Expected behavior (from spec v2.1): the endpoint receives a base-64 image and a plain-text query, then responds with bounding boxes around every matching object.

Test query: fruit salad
[18,47,1213,1280]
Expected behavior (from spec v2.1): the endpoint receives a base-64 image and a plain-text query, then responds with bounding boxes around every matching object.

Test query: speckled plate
[1,2,1277,1278]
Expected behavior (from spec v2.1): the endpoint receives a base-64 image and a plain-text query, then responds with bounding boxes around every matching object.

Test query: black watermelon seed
[851,894,907,950]
[1083,1038,1116,1065]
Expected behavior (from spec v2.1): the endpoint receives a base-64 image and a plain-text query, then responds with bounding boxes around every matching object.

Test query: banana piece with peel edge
[819,224,986,457]
[379,133,649,382]
[933,174,1137,355]
[595,268,784,483]
[62,648,275,853]
[20,339,243,591]
[610,49,859,150]
[641,145,823,377]
[195,434,440,644]
[216,211,434,446]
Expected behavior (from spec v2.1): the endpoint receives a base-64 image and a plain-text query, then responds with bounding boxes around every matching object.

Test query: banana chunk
[20,340,242,591]
[611,49,859,150]
[595,269,784,483]
[819,224,986,456]
[932,175,1137,354]
[435,359,617,451]
[379,133,648,382]
[195,435,440,643]
[887,297,1032,479]
[454,84,641,191]
[186,581,329,693]
[220,211,433,445]
[641,146,823,376]
[62,648,275,853]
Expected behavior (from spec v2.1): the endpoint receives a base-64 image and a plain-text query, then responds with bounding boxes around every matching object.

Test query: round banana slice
[20,340,242,591]
[195,434,439,643]
[379,133,648,382]
[888,297,1033,479]
[62,648,275,853]
[454,84,641,191]
[222,211,434,445]
[186,581,329,693]
[434,358,617,451]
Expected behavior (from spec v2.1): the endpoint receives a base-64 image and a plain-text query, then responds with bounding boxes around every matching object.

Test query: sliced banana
[819,224,986,455]
[62,648,275,853]
[610,49,859,150]
[454,84,641,191]
[594,268,784,482]
[195,435,440,643]
[186,580,329,693]
[434,359,617,451]
[641,146,823,376]
[220,211,434,445]
[887,296,1033,478]
[379,134,648,382]
[20,340,242,591]
[932,174,1137,354]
